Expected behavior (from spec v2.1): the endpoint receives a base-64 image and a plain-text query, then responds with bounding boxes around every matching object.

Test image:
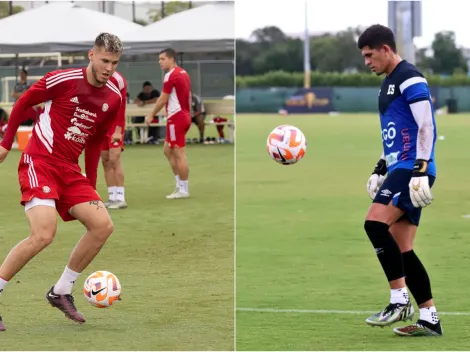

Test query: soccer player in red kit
[101,77,128,210]
[146,48,191,199]
[0,33,126,331]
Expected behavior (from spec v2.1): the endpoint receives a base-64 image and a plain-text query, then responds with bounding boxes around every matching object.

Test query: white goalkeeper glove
[409,159,433,208]
[367,159,387,200]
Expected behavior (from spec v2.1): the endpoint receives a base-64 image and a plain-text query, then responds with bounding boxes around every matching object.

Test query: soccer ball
[266,125,307,165]
[83,271,121,308]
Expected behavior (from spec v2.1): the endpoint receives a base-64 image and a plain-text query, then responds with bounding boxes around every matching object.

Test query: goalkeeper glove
[409,159,433,208]
[367,159,387,200]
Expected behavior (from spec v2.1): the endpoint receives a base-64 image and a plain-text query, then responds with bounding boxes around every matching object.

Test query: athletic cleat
[46,286,86,323]
[0,316,5,331]
[393,319,443,337]
[104,200,116,208]
[365,301,414,327]
[166,187,180,199]
[166,190,190,199]
[108,200,128,209]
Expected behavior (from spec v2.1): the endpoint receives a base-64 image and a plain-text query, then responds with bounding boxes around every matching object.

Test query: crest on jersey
[42,186,51,194]
[102,103,109,112]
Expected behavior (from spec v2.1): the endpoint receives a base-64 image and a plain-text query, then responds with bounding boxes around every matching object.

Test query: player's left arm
[400,74,435,207]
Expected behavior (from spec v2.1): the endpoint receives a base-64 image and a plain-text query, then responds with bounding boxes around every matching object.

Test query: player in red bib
[0,33,126,330]
[100,75,128,210]
[146,48,191,199]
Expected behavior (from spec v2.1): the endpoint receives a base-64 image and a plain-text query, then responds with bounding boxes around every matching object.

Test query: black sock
[402,250,433,305]
[364,220,405,282]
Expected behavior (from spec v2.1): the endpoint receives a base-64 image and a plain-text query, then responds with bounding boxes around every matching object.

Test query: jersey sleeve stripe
[45,69,83,83]
[399,76,427,93]
[407,96,430,105]
[106,81,122,99]
[46,71,83,86]
[46,75,84,89]
[112,72,125,90]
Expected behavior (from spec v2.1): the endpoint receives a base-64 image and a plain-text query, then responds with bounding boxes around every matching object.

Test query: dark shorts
[373,168,436,226]
[191,113,206,124]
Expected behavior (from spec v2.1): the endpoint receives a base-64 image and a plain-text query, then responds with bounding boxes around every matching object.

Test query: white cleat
[104,200,116,208]
[108,200,128,209]
[166,190,190,199]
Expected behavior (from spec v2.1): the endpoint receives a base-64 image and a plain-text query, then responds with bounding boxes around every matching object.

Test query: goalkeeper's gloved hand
[409,159,433,208]
[367,159,387,200]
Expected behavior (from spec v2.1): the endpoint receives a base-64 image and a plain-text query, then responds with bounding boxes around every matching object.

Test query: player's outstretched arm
[366,155,387,200]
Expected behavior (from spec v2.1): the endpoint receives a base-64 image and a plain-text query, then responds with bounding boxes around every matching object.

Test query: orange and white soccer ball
[266,125,307,165]
[83,270,121,308]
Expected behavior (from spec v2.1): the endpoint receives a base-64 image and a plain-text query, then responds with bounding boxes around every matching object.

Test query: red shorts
[166,115,191,148]
[101,134,124,151]
[18,153,101,222]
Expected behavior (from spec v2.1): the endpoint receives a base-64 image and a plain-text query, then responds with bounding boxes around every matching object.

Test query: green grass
[0,136,234,350]
[236,113,470,350]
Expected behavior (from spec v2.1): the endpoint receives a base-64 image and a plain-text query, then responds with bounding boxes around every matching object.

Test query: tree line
[236,26,469,77]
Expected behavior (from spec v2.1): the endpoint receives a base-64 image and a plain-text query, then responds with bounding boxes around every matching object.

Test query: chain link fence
[0,60,234,103]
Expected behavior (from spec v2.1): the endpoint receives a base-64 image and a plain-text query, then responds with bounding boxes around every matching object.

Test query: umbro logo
[70,96,79,104]
[380,189,392,197]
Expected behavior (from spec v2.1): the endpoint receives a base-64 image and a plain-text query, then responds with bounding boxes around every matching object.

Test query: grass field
[236,113,470,351]
[0,131,234,350]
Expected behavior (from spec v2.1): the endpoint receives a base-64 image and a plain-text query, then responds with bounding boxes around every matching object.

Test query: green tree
[429,31,468,75]
[0,2,24,18]
[250,26,287,44]
[133,18,148,26]
[147,1,190,22]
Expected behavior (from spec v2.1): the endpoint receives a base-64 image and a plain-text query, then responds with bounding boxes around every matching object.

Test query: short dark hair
[94,32,123,54]
[357,24,397,53]
[159,48,177,59]
[20,68,27,75]
[142,81,152,87]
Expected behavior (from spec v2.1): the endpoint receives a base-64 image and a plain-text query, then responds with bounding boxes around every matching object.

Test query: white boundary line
[237,307,470,316]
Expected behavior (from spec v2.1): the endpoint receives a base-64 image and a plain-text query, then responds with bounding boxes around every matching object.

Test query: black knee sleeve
[364,220,405,282]
[402,250,433,305]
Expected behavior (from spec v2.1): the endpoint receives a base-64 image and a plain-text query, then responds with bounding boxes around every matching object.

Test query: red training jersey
[0,67,127,189]
[162,66,191,119]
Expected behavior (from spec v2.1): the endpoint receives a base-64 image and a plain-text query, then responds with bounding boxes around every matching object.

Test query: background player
[357,24,441,337]
[191,93,206,144]
[0,33,126,331]
[101,86,128,210]
[146,48,192,199]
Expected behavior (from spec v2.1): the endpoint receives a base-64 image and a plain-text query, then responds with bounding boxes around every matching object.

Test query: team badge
[102,103,109,112]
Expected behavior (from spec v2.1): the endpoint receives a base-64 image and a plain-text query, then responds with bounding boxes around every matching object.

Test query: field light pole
[303,0,310,89]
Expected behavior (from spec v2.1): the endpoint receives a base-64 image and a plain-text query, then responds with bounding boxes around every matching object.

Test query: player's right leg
[363,169,415,327]
[164,118,191,199]
[163,141,181,196]
[101,149,117,207]
[0,200,57,331]
[389,219,443,336]
[106,146,127,210]
[0,153,62,331]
